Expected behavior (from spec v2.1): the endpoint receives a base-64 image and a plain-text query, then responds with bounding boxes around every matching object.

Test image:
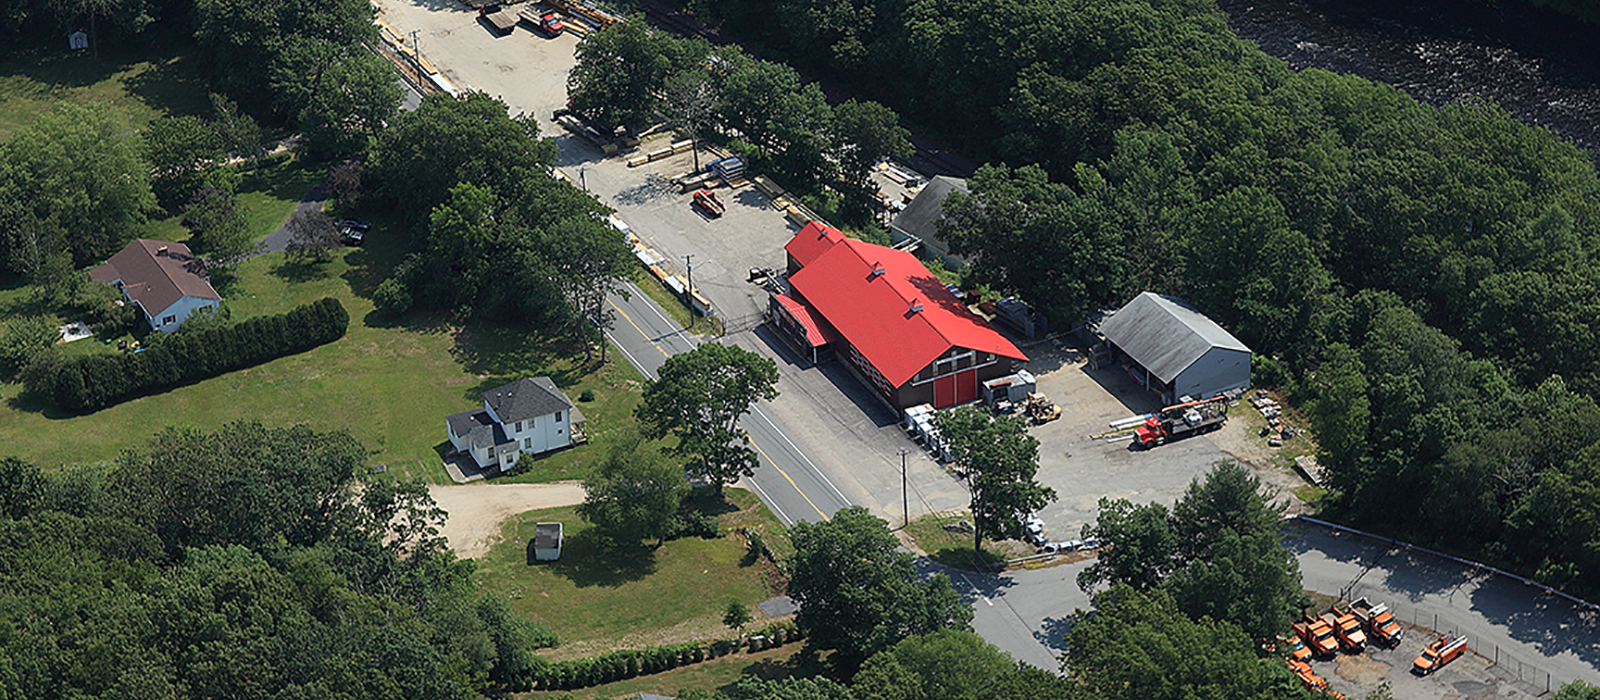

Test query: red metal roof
[785,221,846,268]
[773,293,840,347]
[787,230,1026,387]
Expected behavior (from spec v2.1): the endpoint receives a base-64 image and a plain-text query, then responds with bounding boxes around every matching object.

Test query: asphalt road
[602,281,852,526]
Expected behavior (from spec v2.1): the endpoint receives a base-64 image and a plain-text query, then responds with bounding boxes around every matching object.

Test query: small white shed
[534,522,563,561]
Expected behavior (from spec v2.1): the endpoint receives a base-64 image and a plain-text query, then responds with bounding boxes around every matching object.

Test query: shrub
[667,510,720,540]
[373,277,413,317]
[578,388,595,402]
[0,316,58,379]
[45,297,348,412]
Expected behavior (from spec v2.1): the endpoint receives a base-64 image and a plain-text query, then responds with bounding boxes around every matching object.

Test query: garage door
[955,369,978,404]
[934,375,956,408]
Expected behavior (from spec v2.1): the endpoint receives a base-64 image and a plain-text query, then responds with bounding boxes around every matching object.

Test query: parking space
[1014,341,1243,542]
[1312,626,1545,700]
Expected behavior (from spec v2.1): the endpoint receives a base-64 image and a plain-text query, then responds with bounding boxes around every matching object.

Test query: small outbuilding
[888,176,968,270]
[1097,292,1251,404]
[534,522,563,561]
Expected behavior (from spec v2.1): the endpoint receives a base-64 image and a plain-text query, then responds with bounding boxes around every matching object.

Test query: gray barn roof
[484,377,574,424]
[1097,292,1250,383]
[889,176,967,251]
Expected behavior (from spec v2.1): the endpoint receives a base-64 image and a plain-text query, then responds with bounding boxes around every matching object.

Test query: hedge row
[511,621,807,692]
[516,642,704,691]
[49,297,348,412]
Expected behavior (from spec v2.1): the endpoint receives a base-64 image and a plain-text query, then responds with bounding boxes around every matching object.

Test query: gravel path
[428,482,587,558]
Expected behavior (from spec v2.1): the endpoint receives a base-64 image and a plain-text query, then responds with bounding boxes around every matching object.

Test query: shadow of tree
[121,53,209,118]
[732,647,827,686]
[1036,615,1076,654]
[268,258,334,284]
[538,528,658,588]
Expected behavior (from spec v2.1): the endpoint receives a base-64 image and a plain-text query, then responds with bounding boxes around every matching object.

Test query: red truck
[692,189,725,217]
[1133,397,1228,449]
[1351,597,1403,647]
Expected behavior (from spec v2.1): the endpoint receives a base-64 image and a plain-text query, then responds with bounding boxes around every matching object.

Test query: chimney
[870,263,885,278]
[909,299,923,313]
[156,246,168,257]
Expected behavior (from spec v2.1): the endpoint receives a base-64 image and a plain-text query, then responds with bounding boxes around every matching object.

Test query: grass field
[474,489,786,659]
[0,203,650,484]
[0,27,210,138]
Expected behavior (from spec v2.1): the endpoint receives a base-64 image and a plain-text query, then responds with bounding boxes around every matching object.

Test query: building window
[555,411,562,422]
[162,315,176,325]
[514,421,522,432]
[523,438,531,449]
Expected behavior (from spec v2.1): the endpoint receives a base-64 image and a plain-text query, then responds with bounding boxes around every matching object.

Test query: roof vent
[156,246,168,257]
[909,299,923,313]
[870,263,885,278]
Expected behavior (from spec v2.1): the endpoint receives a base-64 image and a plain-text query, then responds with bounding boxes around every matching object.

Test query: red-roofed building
[778,223,1026,411]
[90,239,221,333]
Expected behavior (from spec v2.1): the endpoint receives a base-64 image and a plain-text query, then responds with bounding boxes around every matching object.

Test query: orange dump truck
[1413,633,1469,675]
[1293,612,1339,658]
[1351,597,1404,647]
[1329,605,1367,652]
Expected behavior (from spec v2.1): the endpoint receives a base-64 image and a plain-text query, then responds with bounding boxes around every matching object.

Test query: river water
[1215,0,1600,158]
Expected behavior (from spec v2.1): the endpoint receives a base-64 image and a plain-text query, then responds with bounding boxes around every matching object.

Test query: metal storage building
[1097,292,1251,404]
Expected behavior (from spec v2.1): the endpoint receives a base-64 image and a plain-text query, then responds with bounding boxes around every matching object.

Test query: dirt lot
[429,482,586,557]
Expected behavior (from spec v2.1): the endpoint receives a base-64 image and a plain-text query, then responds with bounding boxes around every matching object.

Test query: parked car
[1079,536,1103,550]
[337,219,370,245]
[538,11,564,36]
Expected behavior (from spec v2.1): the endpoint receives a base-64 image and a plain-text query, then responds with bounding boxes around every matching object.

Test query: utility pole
[411,30,420,57]
[579,166,587,192]
[899,449,910,529]
[684,253,694,299]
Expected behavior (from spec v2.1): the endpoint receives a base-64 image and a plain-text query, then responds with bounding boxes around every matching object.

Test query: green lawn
[0,27,209,138]
[903,512,1030,571]
[1,198,649,483]
[474,490,781,657]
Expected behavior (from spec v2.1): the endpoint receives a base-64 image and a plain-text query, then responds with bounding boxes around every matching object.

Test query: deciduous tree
[932,406,1056,562]
[787,506,971,672]
[577,433,687,547]
[636,343,779,495]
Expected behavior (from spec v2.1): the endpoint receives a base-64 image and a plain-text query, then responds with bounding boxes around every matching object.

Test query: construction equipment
[692,189,725,217]
[1293,611,1339,658]
[1286,658,1326,692]
[1413,633,1468,675]
[1327,605,1367,652]
[1350,598,1404,647]
[1132,396,1228,449]
[1023,392,1061,424]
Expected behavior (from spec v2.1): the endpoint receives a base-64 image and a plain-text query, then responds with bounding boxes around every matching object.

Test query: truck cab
[1293,614,1339,658]
[1329,606,1367,652]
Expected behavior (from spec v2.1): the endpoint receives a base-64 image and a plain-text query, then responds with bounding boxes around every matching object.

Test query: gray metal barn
[1097,292,1251,404]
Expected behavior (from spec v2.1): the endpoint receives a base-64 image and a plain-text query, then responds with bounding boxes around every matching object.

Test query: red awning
[774,293,839,348]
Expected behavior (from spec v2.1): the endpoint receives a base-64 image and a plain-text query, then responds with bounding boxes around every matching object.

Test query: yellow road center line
[609,295,828,521]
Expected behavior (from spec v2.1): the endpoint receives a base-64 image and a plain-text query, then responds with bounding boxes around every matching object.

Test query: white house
[446,377,584,471]
[90,239,222,333]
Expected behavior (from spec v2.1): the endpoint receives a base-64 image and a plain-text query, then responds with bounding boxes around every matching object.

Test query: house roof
[484,377,574,424]
[89,239,219,316]
[786,226,1025,387]
[1097,292,1251,383]
[773,293,839,348]
[889,176,967,251]
[785,221,846,268]
[446,409,514,450]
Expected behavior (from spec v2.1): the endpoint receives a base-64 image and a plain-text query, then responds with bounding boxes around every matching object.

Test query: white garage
[1098,292,1251,405]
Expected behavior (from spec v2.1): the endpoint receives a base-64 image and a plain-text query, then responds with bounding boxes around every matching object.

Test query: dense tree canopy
[787,507,971,672]
[0,102,155,267]
[0,422,551,699]
[1079,463,1302,641]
